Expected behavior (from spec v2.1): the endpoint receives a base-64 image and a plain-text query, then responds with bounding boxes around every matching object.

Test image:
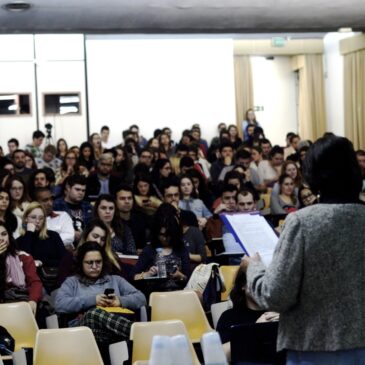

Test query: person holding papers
[242,136,365,364]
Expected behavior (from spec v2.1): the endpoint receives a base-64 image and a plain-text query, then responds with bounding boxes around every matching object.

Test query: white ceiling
[0,0,364,34]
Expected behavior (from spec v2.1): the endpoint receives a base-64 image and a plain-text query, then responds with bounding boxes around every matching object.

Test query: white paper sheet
[221,213,279,266]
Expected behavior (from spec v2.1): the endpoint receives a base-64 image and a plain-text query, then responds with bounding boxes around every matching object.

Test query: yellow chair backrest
[260,193,271,209]
[0,302,38,350]
[33,327,103,365]
[220,265,239,301]
[130,320,200,365]
[149,290,213,343]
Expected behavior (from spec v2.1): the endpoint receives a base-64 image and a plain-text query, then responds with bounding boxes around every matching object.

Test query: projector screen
[86,36,236,144]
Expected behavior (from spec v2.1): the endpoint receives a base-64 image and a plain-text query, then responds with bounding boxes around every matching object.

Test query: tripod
[45,130,54,145]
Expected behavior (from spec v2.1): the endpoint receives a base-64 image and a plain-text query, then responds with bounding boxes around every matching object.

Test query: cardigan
[178,198,212,219]
[55,274,146,313]
[247,203,365,352]
[17,230,66,267]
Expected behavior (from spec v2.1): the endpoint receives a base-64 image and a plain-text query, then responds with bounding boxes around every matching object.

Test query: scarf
[6,254,26,288]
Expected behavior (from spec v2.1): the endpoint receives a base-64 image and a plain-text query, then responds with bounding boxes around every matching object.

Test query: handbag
[185,263,225,310]
[38,266,59,291]
[4,287,29,302]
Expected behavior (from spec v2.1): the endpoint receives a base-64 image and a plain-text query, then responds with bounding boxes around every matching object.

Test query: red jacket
[18,253,43,302]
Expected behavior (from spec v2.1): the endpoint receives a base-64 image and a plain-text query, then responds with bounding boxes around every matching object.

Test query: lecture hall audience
[0,114,364,364]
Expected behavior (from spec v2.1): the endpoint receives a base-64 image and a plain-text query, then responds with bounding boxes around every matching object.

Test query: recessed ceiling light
[338,27,353,33]
[2,2,32,12]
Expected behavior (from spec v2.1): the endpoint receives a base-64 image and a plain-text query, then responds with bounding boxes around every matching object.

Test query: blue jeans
[287,349,365,365]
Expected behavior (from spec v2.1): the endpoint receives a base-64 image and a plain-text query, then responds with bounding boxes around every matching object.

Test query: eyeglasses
[83,259,103,267]
[165,193,179,198]
[28,215,44,221]
[302,193,314,201]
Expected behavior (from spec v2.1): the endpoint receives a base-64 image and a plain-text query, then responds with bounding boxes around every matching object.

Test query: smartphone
[104,288,114,297]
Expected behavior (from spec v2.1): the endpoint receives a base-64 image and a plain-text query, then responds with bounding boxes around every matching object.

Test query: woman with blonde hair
[57,219,124,285]
[16,202,66,292]
[78,219,121,272]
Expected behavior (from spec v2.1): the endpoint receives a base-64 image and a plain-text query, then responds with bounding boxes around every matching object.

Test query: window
[44,93,81,115]
[0,94,31,115]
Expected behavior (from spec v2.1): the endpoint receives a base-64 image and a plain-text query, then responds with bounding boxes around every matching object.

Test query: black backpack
[0,325,15,355]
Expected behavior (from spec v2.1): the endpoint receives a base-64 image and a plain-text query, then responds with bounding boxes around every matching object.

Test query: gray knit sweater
[247,203,365,352]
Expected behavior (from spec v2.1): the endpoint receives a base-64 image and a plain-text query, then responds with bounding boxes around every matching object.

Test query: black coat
[86,173,121,200]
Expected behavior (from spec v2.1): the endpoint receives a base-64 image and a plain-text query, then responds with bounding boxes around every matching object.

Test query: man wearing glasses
[86,153,120,200]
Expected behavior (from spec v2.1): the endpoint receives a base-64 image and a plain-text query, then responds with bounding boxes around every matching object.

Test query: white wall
[1,34,357,151]
[35,35,87,147]
[323,32,358,137]
[251,56,297,146]
[0,35,37,149]
[86,36,236,145]
[0,34,87,150]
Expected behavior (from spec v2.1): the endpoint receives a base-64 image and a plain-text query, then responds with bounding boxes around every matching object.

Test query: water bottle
[201,332,228,365]
[156,248,167,278]
[170,335,194,365]
[149,335,172,365]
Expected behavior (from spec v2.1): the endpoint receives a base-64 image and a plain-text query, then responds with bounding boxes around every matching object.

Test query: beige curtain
[234,56,254,136]
[295,55,327,141]
[344,50,365,150]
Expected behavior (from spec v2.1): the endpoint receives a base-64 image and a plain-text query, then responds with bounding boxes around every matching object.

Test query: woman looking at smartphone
[55,241,146,345]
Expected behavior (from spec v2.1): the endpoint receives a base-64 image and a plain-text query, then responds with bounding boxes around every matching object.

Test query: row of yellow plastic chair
[0,302,202,364]
[0,265,240,364]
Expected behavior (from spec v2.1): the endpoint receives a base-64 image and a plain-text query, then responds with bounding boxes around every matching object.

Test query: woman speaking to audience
[242,135,365,364]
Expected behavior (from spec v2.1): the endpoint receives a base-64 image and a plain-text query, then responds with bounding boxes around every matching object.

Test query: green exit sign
[272,37,286,47]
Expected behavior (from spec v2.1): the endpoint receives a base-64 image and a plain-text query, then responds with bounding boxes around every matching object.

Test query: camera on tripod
[45,123,53,139]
